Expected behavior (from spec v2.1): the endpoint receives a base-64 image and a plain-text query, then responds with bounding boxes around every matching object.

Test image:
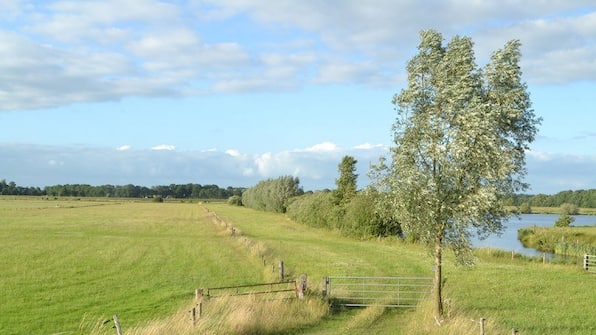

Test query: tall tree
[334,155,358,204]
[371,30,541,320]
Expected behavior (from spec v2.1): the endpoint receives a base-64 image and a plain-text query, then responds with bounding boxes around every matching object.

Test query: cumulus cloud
[1,1,594,111]
[0,142,593,193]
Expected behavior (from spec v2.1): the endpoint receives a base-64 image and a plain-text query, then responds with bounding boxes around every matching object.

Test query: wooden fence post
[584,254,589,271]
[113,315,122,335]
[191,307,197,325]
[479,317,485,335]
[512,328,518,334]
[321,276,328,299]
[279,260,285,281]
[297,274,307,299]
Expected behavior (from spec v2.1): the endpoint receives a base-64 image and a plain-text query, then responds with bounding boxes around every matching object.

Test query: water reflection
[471,214,596,256]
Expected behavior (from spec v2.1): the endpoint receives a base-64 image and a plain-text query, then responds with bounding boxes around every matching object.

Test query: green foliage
[554,213,575,227]
[373,29,540,254]
[241,176,302,213]
[560,202,579,215]
[227,195,243,206]
[286,191,402,238]
[333,155,358,205]
[152,195,164,203]
[370,29,541,317]
[519,202,532,214]
[504,189,596,208]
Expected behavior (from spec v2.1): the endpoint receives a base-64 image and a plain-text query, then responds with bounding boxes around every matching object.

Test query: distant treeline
[503,189,596,208]
[0,179,244,199]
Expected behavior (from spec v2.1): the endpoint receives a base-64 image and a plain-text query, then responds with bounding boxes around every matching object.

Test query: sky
[0,0,595,194]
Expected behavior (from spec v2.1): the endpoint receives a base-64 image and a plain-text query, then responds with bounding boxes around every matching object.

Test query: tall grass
[86,294,328,335]
[518,226,596,256]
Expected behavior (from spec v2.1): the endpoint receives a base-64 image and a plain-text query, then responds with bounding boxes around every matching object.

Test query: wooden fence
[323,276,432,308]
[584,254,596,273]
[201,280,300,299]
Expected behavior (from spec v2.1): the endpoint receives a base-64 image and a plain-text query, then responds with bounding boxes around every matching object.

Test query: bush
[519,202,532,214]
[227,195,243,206]
[554,213,575,227]
[152,196,164,203]
[560,203,579,215]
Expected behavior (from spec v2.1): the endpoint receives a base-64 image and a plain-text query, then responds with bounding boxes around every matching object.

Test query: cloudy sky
[1,0,595,194]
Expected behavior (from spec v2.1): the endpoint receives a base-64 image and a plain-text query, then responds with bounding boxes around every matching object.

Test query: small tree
[554,213,575,227]
[371,30,540,319]
[333,156,358,205]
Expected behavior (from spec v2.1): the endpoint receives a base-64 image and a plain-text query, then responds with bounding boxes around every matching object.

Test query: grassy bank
[533,207,596,215]
[204,203,596,335]
[518,225,596,256]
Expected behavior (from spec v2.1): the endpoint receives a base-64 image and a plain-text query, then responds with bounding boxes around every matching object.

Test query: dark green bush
[227,195,243,206]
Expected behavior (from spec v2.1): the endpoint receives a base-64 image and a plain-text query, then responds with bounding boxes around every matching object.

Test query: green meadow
[0,198,263,335]
[1,197,595,334]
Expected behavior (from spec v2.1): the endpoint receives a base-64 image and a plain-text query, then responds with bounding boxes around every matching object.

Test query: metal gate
[585,254,596,274]
[324,276,432,308]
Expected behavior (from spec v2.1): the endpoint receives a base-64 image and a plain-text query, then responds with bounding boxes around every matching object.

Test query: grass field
[0,198,263,335]
[1,197,595,334]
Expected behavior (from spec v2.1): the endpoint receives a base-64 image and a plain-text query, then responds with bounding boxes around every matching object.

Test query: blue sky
[1,0,595,194]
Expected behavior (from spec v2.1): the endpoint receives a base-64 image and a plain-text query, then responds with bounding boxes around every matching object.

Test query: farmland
[1,197,595,334]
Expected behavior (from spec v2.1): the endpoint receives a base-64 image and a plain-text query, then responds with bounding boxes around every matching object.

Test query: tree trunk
[433,233,444,320]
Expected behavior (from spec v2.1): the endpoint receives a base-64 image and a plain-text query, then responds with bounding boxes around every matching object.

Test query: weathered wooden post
[279,260,285,281]
[321,276,329,299]
[512,328,518,334]
[542,253,546,264]
[113,315,122,335]
[195,288,204,321]
[297,274,307,299]
[479,317,486,335]
[191,307,197,325]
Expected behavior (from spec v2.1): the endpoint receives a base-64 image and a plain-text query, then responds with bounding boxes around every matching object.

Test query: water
[471,214,596,256]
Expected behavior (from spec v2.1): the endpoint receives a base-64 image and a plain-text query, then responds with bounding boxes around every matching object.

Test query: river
[471,214,596,256]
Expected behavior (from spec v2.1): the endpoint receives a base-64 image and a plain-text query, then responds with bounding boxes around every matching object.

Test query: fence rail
[204,280,298,298]
[584,254,596,273]
[324,276,432,308]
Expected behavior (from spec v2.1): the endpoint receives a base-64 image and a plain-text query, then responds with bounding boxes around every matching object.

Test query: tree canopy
[371,29,541,319]
[333,155,358,205]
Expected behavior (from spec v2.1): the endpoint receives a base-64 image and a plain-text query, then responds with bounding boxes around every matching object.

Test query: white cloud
[117,145,132,151]
[354,143,385,150]
[302,142,339,153]
[0,143,593,193]
[151,144,176,151]
[1,1,595,111]
[225,149,243,158]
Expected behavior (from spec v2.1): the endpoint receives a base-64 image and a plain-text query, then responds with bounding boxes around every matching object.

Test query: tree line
[238,156,403,238]
[0,180,244,199]
[504,189,596,208]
